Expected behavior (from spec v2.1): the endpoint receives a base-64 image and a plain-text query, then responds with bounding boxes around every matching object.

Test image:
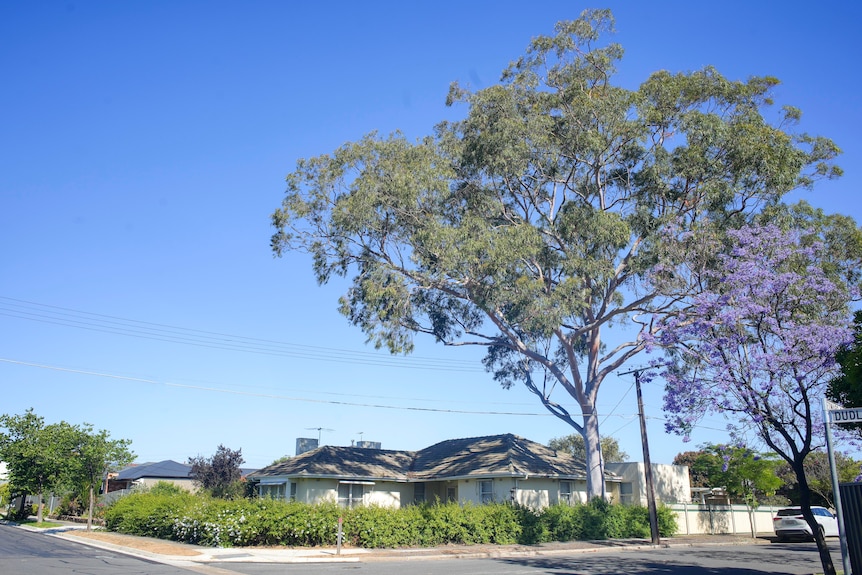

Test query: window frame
[560,480,574,505]
[479,480,494,504]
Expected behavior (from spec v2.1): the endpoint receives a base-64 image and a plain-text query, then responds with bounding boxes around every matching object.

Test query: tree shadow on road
[497,546,824,575]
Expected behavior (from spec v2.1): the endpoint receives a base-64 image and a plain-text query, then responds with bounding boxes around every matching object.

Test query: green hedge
[105,493,677,548]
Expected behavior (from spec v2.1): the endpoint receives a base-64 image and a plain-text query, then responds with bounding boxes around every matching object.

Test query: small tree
[69,425,134,531]
[654,223,858,575]
[0,410,78,522]
[549,435,628,463]
[690,445,782,537]
[188,445,244,499]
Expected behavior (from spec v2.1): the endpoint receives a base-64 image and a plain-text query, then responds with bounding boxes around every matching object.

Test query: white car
[773,506,839,541]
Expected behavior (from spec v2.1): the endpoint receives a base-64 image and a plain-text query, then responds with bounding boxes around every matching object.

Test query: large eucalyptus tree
[271,10,839,499]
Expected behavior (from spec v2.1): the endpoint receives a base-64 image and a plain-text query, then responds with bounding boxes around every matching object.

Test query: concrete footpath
[13,520,773,566]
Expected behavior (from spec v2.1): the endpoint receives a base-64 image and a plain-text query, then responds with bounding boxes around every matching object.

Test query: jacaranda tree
[653,223,858,575]
[271,10,840,500]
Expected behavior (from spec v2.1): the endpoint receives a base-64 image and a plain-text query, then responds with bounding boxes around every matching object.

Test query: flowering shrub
[105,491,676,548]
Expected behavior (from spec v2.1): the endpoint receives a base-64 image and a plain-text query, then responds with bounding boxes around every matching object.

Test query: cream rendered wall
[605,463,690,505]
[365,482,409,508]
[136,478,197,492]
[296,479,338,505]
[514,478,554,509]
[292,479,408,508]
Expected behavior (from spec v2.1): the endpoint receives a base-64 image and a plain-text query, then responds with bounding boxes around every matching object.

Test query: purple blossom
[655,223,855,460]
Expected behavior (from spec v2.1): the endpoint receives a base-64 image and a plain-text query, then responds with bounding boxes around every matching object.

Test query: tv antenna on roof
[305,427,334,444]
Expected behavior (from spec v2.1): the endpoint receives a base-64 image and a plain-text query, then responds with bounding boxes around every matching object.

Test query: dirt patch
[66,530,204,557]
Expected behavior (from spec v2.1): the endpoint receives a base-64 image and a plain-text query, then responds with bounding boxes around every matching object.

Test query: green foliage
[548,435,628,463]
[829,310,862,437]
[270,9,841,502]
[777,451,861,508]
[104,491,676,548]
[673,445,781,508]
[0,409,133,526]
[148,481,188,497]
[5,502,32,522]
[0,410,74,507]
[188,444,245,499]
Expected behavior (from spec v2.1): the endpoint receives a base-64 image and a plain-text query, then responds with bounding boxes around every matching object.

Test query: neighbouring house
[604,462,691,506]
[250,434,627,509]
[108,460,196,493]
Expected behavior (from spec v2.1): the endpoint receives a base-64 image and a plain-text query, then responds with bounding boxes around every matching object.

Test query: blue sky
[2,1,860,469]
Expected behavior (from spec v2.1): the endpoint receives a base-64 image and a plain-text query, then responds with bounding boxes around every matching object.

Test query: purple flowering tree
[654,224,856,575]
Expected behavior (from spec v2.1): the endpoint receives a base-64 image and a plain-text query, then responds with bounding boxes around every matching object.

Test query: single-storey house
[250,434,626,509]
[109,460,196,492]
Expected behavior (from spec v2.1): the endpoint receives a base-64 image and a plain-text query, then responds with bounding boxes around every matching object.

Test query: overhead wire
[0,297,732,436]
[0,295,483,372]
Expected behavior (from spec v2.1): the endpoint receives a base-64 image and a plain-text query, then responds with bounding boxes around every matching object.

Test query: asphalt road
[0,523,846,575]
[0,524,198,575]
[207,542,845,575]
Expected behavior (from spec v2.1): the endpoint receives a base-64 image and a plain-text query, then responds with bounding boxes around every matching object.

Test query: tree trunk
[582,407,606,500]
[87,484,94,531]
[36,487,43,523]
[747,506,756,538]
[795,460,836,575]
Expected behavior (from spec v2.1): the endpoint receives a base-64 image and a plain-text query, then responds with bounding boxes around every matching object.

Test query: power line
[0,357,731,435]
[0,357,549,416]
[0,296,483,372]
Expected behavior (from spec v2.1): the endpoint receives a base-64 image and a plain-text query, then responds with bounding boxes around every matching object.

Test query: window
[560,481,573,505]
[413,483,426,504]
[479,480,494,503]
[338,483,365,508]
[446,486,457,503]
[619,482,633,505]
[260,482,286,500]
[289,482,297,502]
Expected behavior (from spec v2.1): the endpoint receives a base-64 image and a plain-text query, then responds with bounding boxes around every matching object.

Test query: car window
[777,509,800,516]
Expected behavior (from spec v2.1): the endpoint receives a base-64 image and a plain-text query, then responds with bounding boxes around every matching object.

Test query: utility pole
[619,367,660,545]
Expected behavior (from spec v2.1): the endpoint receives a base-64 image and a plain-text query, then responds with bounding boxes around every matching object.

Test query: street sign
[828,408,862,423]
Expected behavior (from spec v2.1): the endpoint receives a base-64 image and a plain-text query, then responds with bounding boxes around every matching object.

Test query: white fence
[668,503,783,535]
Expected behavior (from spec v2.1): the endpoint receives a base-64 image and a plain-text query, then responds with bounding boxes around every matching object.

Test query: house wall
[134,478,197,492]
[365,483,408,507]
[514,478,554,508]
[450,477,613,508]
[258,476,625,509]
[605,463,690,505]
[295,479,337,505]
[273,478,408,508]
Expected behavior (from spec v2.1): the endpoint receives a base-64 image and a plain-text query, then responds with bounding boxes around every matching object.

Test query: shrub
[540,502,583,542]
[104,491,675,548]
[148,481,188,497]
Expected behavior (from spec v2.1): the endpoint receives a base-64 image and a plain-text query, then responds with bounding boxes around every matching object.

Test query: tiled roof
[252,446,414,481]
[411,434,589,480]
[251,434,614,482]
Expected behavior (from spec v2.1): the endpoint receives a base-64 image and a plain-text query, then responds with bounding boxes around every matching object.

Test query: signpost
[824,399,853,575]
